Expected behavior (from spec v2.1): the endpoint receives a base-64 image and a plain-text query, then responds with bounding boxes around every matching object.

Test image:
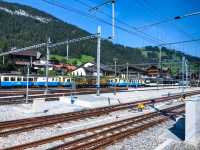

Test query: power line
[42,0,200,59]
[174,11,200,20]
[42,0,165,45]
[77,0,167,43]
[0,34,99,57]
[0,43,46,57]
[133,0,200,56]
[134,0,199,40]
[88,0,113,12]
[136,10,200,30]
[136,18,173,30]
[158,38,200,47]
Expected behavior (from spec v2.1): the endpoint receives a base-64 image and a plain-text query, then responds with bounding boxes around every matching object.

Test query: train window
[67,79,70,82]
[17,77,22,81]
[23,78,27,81]
[29,78,33,81]
[4,77,9,81]
[11,77,15,81]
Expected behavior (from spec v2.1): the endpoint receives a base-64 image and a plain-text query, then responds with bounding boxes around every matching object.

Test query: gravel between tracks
[106,120,175,150]
[106,121,200,150]
[0,109,142,149]
[0,101,182,149]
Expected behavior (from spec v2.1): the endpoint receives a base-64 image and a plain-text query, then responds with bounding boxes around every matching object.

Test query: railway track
[0,87,127,105]
[0,90,198,137]
[0,87,127,96]
[3,104,185,150]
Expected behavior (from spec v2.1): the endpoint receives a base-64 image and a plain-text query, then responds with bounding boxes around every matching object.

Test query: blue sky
[5,0,200,57]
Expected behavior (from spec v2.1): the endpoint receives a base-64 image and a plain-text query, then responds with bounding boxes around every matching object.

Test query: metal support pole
[115,60,117,77]
[26,64,30,104]
[113,58,117,95]
[30,56,33,67]
[182,56,185,94]
[185,59,188,88]
[70,81,76,104]
[96,26,101,96]
[2,56,4,65]
[66,41,69,60]
[126,62,129,87]
[45,37,51,95]
[159,47,162,69]
[112,0,115,40]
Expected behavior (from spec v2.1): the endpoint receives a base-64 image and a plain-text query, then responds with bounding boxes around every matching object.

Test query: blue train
[107,78,145,87]
[0,75,72,87]
[0,75,149,88]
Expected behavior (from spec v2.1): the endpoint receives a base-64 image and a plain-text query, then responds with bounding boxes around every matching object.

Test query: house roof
[120,65,146,73]
[83,63,115,73]
[75,62,114,73]
[11,50,41,58]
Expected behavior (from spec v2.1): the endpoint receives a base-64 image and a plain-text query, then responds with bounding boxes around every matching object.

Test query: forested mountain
[0,0,199,71]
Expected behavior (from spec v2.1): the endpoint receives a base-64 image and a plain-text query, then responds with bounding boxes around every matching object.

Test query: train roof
[0,74,71,77]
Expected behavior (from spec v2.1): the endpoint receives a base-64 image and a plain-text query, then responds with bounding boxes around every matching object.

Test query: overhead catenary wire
[133,0,200,60]
[76,0,168,43]
[0,34,99,57]
[157,38,200,47]
[0,43,47,57]
[42,0,166,45]
[75,0,200,55]
[133,0,200,44]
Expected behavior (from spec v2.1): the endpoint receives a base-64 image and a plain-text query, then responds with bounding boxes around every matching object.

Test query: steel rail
[0,90,198,136]
[3,104,184,150]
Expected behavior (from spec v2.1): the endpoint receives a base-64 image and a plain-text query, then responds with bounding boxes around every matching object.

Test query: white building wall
[72,68,86,76]
[93,72,103,76]
[83,62,94,68]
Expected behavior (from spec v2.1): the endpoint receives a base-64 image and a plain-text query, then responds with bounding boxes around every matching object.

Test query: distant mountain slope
[0,0,199,68]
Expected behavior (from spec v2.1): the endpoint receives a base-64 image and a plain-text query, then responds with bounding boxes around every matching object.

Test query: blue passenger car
[0,75,34,87]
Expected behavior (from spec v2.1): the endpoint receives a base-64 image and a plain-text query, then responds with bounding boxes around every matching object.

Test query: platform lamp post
[96,26,101,96]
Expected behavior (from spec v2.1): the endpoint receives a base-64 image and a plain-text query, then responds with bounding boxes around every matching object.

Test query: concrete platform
[60,87,200,108]
[185,95,200,146]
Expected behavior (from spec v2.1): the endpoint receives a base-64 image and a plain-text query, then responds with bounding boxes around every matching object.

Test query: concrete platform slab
[185,95,200,146]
